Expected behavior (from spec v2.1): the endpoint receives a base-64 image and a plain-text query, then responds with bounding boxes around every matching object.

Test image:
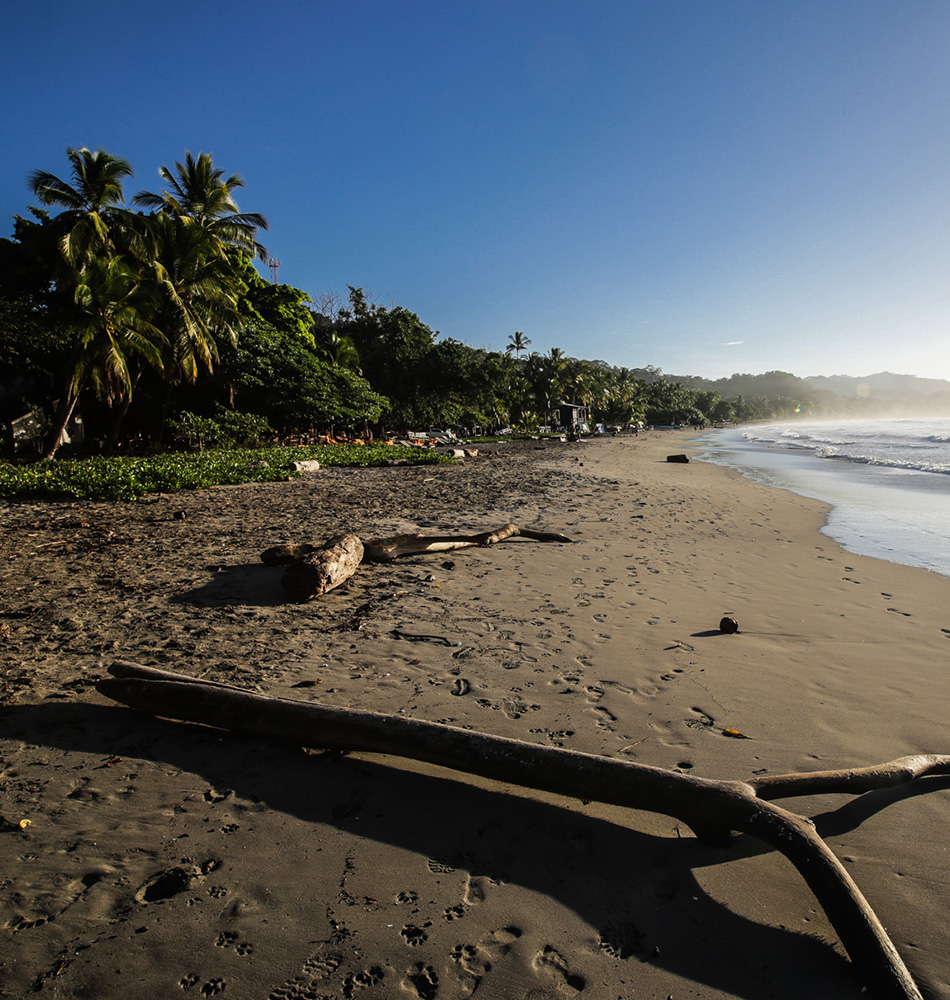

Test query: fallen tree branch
[260,523,574,601]
[362,524,574,562]
[96,661,945,1000]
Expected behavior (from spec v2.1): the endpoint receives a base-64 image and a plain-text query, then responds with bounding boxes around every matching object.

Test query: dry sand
[2,431,949,1000]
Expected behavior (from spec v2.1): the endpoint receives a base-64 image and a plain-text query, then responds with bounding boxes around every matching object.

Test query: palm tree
[44,255,163,459]
[506,330,531,358]
[29,147,134,266]
[324,330,362,373]
[144,212,243,383]
[133,151,268,259]
[127,211,246,444]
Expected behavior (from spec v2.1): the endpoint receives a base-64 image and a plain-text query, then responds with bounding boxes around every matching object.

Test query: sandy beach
[2,431,950,1000]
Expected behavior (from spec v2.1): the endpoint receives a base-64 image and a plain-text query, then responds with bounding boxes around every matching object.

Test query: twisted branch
[97,661,947,1000]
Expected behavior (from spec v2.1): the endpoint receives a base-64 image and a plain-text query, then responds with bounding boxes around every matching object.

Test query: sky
[3,0,950,382]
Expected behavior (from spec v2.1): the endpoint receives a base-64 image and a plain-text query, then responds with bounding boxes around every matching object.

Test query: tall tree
[133,151,268,259]
[144,213,242,386]
[44,255,163,458]
[29,147,135,266]
[506,330,531,358]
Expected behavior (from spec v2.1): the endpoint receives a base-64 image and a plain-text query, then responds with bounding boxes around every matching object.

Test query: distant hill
[803,372,950,400]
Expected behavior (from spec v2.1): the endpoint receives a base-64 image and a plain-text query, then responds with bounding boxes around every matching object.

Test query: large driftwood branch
[96,661,949,1000]
[261,524,574,601]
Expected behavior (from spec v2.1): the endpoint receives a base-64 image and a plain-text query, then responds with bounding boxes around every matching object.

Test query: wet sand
[2,432,949,999]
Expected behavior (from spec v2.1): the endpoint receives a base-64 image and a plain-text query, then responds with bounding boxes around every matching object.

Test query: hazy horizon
[4,2,950,382]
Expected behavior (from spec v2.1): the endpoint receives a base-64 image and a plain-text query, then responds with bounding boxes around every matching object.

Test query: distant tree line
[0,146,882,461]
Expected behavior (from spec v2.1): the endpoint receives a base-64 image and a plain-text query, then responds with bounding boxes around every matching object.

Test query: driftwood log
[280,533,365,603]
[97,660,950,1000]
[261,524,574,601]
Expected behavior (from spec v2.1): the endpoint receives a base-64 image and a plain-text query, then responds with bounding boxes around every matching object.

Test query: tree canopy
[1,146,858,461]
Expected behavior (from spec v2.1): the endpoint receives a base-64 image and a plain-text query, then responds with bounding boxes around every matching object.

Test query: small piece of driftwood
[261,524,574,601]
[97,661,949,1000]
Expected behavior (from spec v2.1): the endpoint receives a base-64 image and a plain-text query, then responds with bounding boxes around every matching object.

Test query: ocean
[696,417,950,578]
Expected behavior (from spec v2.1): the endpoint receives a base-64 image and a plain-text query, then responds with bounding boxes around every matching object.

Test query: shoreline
[697,421,950,579]
[2,432,949,999]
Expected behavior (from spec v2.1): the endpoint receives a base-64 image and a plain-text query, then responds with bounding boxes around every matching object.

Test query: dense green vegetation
[3,144,913,482]
[0,443,449,500]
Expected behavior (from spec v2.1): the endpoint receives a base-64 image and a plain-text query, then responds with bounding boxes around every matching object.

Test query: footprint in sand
[427,857,459,874]
[887,608,912,617]
[450,928,522,994]
[601,679,631,693]
[684,707,715,730]
[464,875,489,905]
[598,921,649,960]
[532,945,586,992]
[590,706,616,731]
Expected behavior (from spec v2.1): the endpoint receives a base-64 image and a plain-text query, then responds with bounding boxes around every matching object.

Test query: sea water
[696,418,950,578]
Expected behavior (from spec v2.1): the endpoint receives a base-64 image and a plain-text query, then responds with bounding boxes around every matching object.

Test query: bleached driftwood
[97,660,950,1000]
[280,533,364,602]
[261,524,574,601]
[362,523,573,562]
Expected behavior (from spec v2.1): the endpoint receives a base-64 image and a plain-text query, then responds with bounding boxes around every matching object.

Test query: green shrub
[0,444,453,500]
[166,408,274,450]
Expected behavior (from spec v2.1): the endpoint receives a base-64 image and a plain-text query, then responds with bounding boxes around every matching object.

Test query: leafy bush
[0,444,452,500]
[166,408,273,450]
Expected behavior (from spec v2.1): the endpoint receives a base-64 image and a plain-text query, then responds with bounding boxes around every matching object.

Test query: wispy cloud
[722,341,743,346]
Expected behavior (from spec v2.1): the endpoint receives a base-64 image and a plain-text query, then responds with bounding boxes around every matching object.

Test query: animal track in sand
[215,930,255,956]
[887,607,912,617]
[342,967,385,998]
[451,943,486,982]
[404,963,438,1000]
[401,923,429,947]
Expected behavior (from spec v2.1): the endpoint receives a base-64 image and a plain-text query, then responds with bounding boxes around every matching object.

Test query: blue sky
[3,1,950,381]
